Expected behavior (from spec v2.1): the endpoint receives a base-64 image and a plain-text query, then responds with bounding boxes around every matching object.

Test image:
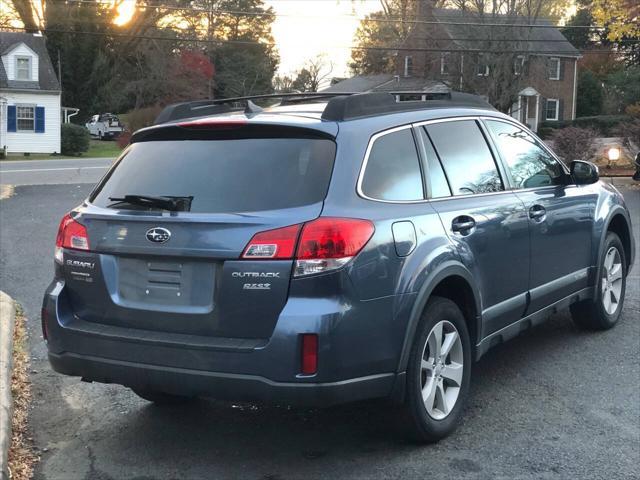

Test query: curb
[0,291,16,480]
[602,176,637,186]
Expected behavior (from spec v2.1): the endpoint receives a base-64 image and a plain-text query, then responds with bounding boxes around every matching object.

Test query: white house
[0,32,61,154]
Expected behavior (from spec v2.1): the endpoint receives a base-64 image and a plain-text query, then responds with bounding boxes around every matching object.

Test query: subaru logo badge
[146,227,171,244]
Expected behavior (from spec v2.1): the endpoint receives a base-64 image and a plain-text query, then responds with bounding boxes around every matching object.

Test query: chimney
[417,0,435,18]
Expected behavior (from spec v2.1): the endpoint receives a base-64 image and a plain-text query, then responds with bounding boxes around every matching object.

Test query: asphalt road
[0,158,112,186]
[0,182,638,480]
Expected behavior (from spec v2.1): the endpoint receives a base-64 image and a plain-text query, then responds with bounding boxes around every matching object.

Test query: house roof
[0,32,61,91]
[430,8,580,57]
[322,74,450,94]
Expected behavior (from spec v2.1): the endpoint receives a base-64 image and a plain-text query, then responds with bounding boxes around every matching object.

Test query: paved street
[0,158,113,186]
[0,179,638,479]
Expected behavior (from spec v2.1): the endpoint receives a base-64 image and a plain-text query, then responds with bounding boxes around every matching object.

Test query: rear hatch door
[62,123,336,339]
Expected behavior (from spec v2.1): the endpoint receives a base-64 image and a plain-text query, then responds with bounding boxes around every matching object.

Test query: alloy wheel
[420,320,464,420]
[601,246,623,315]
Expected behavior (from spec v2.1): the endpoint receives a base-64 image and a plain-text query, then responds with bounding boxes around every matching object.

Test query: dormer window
[16,56,31,80]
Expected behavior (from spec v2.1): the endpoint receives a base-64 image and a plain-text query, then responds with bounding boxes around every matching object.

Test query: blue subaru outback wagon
[43,92,635,441]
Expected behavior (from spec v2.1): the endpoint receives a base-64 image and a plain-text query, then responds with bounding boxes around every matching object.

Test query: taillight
[242,224,301,259]
[301,334,318,375]
[241,218,374,277]
[294,218,374,277]
[55,213,90,263]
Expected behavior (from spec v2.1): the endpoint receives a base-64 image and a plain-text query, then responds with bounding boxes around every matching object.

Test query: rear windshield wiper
[107,195,193,212]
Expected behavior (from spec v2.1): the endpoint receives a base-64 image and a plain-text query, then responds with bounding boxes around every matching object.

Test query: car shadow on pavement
[80,312,600,476]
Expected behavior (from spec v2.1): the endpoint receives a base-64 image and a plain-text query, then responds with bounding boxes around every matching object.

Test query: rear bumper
[43,279,412,406]
[48,352,396,406]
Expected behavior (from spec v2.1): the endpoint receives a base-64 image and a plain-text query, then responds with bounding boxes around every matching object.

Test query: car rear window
[360,128,424,201]
[90,138,336,213]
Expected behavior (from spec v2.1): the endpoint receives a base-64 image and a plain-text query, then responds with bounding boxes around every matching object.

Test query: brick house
[396,4,581,132]
[330,2,580,133]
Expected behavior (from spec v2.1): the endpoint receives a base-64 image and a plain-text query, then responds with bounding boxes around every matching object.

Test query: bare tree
[273,75,295,93]
[9,0,44,31]
[292,55,334,92]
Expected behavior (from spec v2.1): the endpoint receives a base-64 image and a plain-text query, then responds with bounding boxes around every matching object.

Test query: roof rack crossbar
[154,92,358,124]
[321,91,493,121]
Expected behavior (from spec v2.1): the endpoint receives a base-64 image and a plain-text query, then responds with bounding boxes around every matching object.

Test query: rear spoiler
[131,121,337,144]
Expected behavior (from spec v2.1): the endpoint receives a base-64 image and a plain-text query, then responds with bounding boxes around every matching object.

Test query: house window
[17,105,35,131]
[546,99,559,121]
[548,57,560,80]
[514,55,525,76]
[440,53,450,75]
[16,56,31,80]
[404,56,413,77]
[477,55,489,76]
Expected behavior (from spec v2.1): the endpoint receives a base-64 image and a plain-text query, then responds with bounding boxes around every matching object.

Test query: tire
[131,388,195,405]
[402,296,472,443]
[570,232,627,330]
[98,131,103,141]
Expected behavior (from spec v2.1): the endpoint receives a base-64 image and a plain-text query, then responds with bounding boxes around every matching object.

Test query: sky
[265,0,382,78]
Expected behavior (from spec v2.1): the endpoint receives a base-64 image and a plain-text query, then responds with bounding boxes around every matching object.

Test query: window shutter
[35,106,45,133]
[559,59,565,81]
[7,105,16,132]
[558,99,564,121]
[541,97,547,121]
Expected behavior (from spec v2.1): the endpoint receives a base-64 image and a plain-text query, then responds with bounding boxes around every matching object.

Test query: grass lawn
[84,139,123,158]
[1,140,123,161]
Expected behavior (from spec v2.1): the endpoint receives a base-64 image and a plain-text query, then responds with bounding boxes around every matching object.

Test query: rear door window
[426,120,504,196]
[90,138,336,213]
[416,127,451,198]
[360,128,424,201]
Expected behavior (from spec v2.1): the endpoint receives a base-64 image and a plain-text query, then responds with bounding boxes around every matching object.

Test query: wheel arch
[396,262,482,374]
[596,208,635,285]
[606,212,633,270]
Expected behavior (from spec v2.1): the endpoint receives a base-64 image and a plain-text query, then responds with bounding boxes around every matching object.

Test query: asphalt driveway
[0,182,638,480]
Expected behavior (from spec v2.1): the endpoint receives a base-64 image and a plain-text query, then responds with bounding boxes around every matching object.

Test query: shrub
[123,105,163,133]
[618,118,640,151]
[625,103,640,118]
[539,115,630,138]
[116,131,131,149]
[61,123,90,156]
[551,126,597,162]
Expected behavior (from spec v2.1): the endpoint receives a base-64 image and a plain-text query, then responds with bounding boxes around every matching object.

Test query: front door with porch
[510,87,540,132]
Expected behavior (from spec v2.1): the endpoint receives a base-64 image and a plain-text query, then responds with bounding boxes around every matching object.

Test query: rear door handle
[451,216,476,234]
[529,205,546,220]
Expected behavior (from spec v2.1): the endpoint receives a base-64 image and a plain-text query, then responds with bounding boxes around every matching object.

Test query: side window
[416,127,451,198]
[361,128,424,201]
[485,120,565,189]
[426,120,504,196]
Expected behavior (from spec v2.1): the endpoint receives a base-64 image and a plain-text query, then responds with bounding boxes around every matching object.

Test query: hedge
[538,115,630,139]
[61,123,90,156]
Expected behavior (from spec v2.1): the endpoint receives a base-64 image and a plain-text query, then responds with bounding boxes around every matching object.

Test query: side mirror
[570,160,599,185]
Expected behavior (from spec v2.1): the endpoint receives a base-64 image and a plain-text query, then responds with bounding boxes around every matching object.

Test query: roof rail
[154,90,496,125]
[321,91,494,121]
[154,92,357,124]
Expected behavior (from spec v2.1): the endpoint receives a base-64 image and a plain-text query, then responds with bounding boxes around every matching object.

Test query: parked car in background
[86,113,124,140]
[44,92,635,443]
